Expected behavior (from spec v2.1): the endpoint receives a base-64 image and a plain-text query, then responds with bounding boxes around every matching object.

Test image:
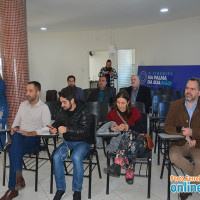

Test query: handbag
[116,110,154,149]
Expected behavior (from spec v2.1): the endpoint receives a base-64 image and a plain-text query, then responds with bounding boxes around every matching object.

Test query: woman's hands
[111,122,129,131]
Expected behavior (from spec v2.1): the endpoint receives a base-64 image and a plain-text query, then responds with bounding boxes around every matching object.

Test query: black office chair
[175,90,185,100]
[83,88,96,101]
[155,102,172,160]
[86,102,109,125]
[131,102,145,113]
[119,87,128,92]
[158,87,173,96]
[45,101,61,120]
[50,114,102,199]
[105,113,152,199]
[3,136,51,191]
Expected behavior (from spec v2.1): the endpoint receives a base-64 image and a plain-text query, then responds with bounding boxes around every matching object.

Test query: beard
[27,95,37,102]
[63,101,72,111]
[185,93,197,102]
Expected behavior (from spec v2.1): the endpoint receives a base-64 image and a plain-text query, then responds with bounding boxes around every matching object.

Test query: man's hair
[106,59,111,63]
[99,75,107,80]
[58,86,76,101]
[67,75,75,81]
[27,81,41,91]
[187,77,200,90]
[131,75,140,80]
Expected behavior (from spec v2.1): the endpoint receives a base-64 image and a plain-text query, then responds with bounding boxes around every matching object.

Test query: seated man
[125,75,151,113]
[0,81,51,200]
[50,86,92,200]
[67,75,85,102]
[87,75,116,107]
[164,77,200,200]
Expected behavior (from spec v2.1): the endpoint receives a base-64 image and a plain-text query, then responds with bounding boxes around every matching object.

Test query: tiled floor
[0,140,200,200]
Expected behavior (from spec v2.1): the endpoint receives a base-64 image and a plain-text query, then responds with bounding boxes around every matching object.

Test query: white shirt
[12,99,51,135]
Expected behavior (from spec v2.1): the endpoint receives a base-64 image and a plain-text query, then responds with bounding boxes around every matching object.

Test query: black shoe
[103,163,121,177]
[178,192,192,200]
[73,191,81,200]
[53,190,65,200]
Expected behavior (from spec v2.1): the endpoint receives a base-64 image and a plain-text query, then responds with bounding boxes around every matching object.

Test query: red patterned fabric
[0,0,29,128]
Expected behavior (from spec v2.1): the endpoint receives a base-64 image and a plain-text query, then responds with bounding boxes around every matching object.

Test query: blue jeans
[8,132,40,190]
[53,141,90,192]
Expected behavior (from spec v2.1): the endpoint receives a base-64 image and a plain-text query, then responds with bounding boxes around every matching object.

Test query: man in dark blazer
[87,75,116,108]
[125,75,152,113]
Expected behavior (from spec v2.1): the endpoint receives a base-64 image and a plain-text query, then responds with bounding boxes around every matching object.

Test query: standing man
[98,59,118,88]
[125,75,152,113]
[67,75,85,102]
[0,81,51,200]
[164,77,200,200]
[87,75,116,107]
[50,86,92,200]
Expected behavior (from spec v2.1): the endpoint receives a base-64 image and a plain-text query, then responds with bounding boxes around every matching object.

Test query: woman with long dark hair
[104,90,146,184]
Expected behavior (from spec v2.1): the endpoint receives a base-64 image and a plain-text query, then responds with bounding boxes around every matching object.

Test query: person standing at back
[98,59,118,88]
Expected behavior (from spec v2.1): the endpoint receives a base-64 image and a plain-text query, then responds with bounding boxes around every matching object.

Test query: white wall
[28,15,200,101]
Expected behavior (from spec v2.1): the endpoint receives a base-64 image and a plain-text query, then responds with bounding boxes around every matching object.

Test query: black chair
[119,87,128,92]
[105,113,152,199]
[150,89,164,97]
[175,90,185,100]
[50,114,102,199]
[3,135,52,191]
[45,101,61,120]
[158,87,173,96]
[155,102,172,158]
[86,102,109,125]
[83,88,96,101]
[131,102,145,113]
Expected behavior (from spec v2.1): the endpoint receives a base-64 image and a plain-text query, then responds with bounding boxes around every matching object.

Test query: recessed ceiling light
[160,8,169,13]
[40,27,47,31]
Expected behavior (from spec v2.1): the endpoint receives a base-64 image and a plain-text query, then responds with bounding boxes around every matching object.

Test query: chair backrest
[140,113,150,135]
[150,89,164,97]
[152,95,173,115]
[46,90,57,102]
[119,87,128,92]
[175,90,185,100]
[158,87,173,96]
[158,102,172,118]
[83,88,96,101]
[86,102,109,123]
[89,114,97,145]
[45,100,61,120]
[131,102,145,113]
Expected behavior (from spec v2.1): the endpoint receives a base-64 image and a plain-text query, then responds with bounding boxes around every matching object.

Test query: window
[117,49,135,91]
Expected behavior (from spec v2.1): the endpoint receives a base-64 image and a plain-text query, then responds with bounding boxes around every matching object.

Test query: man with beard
[67,75,85,102]
[125,75,151,113]
[49,86,92,200]
[164,77,200,200]
[0,81,51,200]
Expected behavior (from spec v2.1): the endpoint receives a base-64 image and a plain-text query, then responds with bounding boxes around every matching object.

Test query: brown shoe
[15,176,25,191]
[0,189,18,200]
[178,192,192,200]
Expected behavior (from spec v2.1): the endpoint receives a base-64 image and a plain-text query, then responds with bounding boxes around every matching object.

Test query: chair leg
[35,154,39,192]
[88,159,92,199]
[167,159,171,200]
[157,136,161,165]
[106,155,110,195]
[95,150,102,178]
[160,141,167,179]
[147,156,152,199]
[50,157,53,194]
[3,151,6,186]
[154,131,158,153]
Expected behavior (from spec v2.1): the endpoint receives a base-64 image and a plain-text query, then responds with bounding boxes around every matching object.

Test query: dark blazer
[87,87,116,107]
[125,85,152,113]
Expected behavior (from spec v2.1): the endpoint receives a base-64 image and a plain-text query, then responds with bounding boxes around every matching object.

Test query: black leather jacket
[52,101,92,144]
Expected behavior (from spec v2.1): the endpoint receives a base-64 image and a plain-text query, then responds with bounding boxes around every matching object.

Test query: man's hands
[11,128,37,136]
[10,127,19,135]
[49,126,67,134]
[182,127,196,147]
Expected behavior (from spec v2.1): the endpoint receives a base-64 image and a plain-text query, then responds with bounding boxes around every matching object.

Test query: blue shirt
[185,100,197,128]
[98,90,105,102]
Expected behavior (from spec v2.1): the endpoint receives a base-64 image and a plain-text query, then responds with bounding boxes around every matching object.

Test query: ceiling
[27,0,200,32]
